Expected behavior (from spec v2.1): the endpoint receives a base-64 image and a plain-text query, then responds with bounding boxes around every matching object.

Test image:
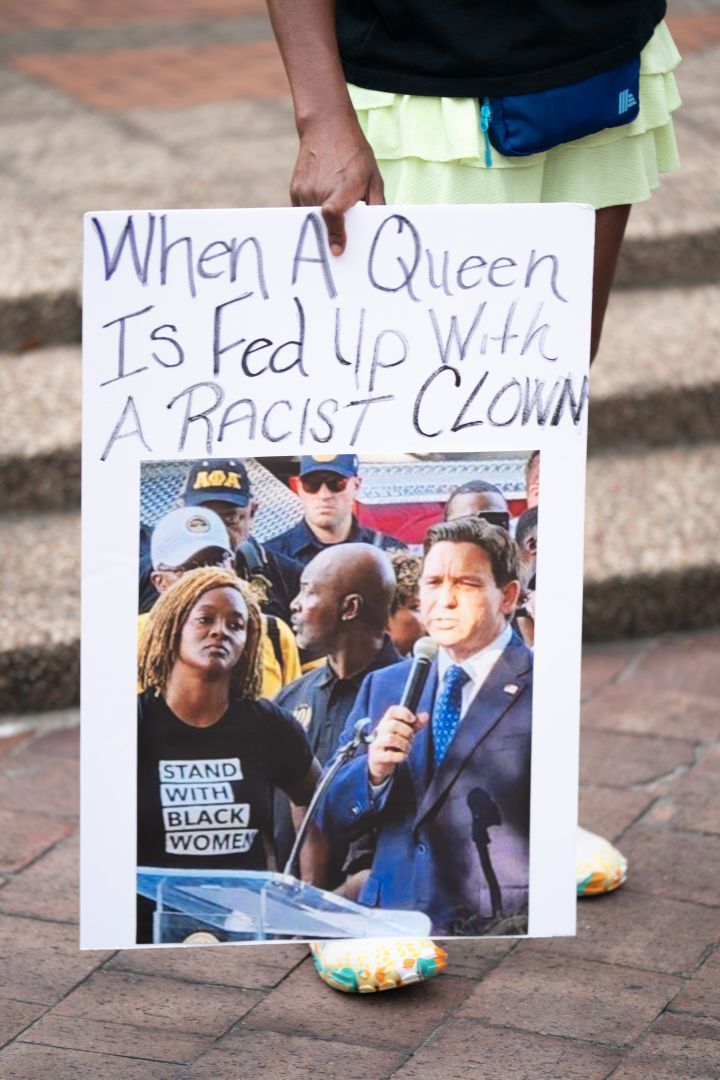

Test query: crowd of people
[136,452,539,946]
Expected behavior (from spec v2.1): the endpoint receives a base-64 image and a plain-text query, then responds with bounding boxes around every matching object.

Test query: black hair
[515,507,538,550]
[444,479,508,521]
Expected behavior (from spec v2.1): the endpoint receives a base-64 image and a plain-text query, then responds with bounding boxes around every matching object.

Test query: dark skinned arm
[285,757,329,886]
[265,0,385,254]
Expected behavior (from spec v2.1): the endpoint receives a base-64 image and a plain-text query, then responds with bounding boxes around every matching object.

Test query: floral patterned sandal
[310,937,447,993]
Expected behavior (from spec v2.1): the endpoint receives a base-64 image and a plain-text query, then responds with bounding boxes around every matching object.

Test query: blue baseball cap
[183,459,251,507]
[299,454,359,479]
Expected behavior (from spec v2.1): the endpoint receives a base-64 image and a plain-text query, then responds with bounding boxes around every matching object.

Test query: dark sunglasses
[474,510,511,531]
[299,473,350,494]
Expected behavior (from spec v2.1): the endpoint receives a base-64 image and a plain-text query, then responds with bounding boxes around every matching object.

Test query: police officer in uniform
[265,455,406,568]
[273,543,402,877]
[180,459,303,628]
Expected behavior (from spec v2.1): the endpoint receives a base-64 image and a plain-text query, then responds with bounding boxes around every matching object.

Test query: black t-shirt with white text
[137,692,313,871]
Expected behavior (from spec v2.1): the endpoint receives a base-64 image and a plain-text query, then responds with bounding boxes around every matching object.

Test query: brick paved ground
[1,4,717,113]
[1,0,719,1076]
[0,630,718,1079]
[0,0,268,33]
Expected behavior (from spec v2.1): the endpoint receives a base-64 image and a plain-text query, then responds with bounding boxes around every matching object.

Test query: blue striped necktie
[432,664,470,766]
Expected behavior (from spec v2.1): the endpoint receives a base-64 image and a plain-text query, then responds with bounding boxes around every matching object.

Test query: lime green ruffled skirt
[348,21,681,208]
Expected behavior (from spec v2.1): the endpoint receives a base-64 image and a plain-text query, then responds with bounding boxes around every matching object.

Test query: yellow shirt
[261,614,301,698]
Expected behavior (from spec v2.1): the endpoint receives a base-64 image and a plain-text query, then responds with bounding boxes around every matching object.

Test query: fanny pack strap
[480,56,640,165]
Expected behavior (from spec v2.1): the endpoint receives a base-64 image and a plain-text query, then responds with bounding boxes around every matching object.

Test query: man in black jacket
[273,542,401,877]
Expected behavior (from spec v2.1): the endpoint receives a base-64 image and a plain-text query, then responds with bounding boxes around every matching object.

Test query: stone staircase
[1,268,718,713]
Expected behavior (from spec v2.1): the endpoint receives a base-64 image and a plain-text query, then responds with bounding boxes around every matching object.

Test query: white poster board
[81,204,592,949]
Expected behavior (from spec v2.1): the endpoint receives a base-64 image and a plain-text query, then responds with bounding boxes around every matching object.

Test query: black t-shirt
[337,1,667,97]
[137,692,313,871]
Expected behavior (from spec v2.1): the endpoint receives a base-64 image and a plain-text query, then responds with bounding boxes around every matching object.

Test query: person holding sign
[266,0,676,988]
[265,1,680,363]
[136,567,324,943]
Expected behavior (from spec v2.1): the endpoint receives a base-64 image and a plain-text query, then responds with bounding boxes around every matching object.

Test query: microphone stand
[283,720,373,879]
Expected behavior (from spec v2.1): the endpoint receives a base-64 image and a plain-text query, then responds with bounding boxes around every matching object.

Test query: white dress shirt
[437,623,513,718]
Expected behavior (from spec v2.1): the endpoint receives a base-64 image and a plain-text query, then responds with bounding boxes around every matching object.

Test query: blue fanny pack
[480,56,640,166]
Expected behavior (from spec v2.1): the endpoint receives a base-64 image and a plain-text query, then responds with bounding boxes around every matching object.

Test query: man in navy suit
[318,516,532,936]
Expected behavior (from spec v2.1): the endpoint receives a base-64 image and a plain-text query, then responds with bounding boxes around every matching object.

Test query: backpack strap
[235,536,268,578]
[265,614,283,671]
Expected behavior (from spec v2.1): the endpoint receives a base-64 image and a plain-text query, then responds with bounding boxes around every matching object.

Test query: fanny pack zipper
[480,97,493,167]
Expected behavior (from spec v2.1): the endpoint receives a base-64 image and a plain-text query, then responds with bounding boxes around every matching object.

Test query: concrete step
[0,345,80,510]
[2,283,718,510]
[1,441,718,711]
[582,441,720,641]
[0,91,298,352]
[0,510,79,713]
[588,283,720,451]
[1,231,717,356]
[615,37,720,288]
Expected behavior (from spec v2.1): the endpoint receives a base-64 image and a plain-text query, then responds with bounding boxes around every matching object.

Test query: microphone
[281,641,438,879]
[399,636,438,714]
[281,717,374,878]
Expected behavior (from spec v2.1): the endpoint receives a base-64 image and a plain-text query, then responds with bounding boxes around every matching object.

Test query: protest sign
[82,203,593,948]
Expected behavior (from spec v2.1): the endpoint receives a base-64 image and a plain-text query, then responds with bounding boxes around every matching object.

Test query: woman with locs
[265,0,680,989]
[136,567,325,942]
